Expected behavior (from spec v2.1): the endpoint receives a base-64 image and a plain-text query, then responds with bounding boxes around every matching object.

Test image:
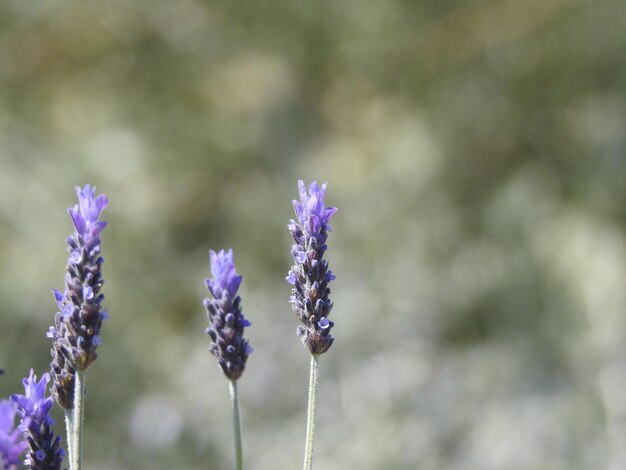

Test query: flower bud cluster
[286,181,337,355]
[204,249,252,381]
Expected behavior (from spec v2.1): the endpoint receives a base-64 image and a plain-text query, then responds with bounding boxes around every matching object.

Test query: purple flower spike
[287,180,337,355]
[204,249,251,381]
[10,371,65,470]
[49,185,108,409]
[0,399,26,470]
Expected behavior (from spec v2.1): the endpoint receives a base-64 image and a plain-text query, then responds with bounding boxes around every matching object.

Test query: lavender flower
[0,399,26,470]
[287,181,337,355]
[47,185,108,389]
[204,249,252,381]
[10,371,65,470]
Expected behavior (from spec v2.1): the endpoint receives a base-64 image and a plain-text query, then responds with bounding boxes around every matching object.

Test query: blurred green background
[1,0,626,469]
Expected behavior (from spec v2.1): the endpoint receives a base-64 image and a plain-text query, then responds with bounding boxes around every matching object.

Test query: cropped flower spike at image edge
[0,399,26,469]
[287,180,337,355]
[10,370,65,470]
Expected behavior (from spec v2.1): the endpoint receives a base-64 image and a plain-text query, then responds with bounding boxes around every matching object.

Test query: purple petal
[291,245,306,263]
[318,317,331,329]
[9,395,31,414]
[51,289,64,307]
[297,180,307,203]
[68,206,86,234]
[321,206,337,224]
[293,200,305,225]
[70,249,81,263]
[95,194,108,214]
[83,286,94,300]
[229,275,242,295]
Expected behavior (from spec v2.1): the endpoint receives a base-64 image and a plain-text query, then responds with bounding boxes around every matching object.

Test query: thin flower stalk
[229,381,242,470]
[204,249,252,470]
[303,355,319,470]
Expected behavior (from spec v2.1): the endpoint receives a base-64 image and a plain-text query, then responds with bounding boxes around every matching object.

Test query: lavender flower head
[287,181,337,355]
[10,371,64,470]
[204,249,252,381]
[0,399,26,470]
[47,185,108,409]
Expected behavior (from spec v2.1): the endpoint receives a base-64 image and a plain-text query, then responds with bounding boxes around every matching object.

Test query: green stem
[64,409,74,467]
[71,370,86,470]
[229,380,243,470]
[303,355,319,470]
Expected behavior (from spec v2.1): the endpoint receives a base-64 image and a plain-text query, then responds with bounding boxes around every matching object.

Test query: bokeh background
[1,1,626,469]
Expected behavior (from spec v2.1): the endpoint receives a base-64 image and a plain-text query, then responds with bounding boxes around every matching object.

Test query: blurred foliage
[1,0,626,469]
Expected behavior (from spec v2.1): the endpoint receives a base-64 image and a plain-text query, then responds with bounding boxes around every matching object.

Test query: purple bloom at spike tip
[206,249,243,299]
[287,180,337,355]
[0,399,26,470]
[67,184,108,245]
[292,181,337,237]
[10,372,54,428]
[204,249,251,381]
[48,185,108,409]
[10,371,65,470]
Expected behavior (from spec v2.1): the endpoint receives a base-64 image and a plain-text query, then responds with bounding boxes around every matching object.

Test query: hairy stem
[64,409,74,466]
[229,380,243,470]
[71,370,86,470]
[303,355,319,470]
